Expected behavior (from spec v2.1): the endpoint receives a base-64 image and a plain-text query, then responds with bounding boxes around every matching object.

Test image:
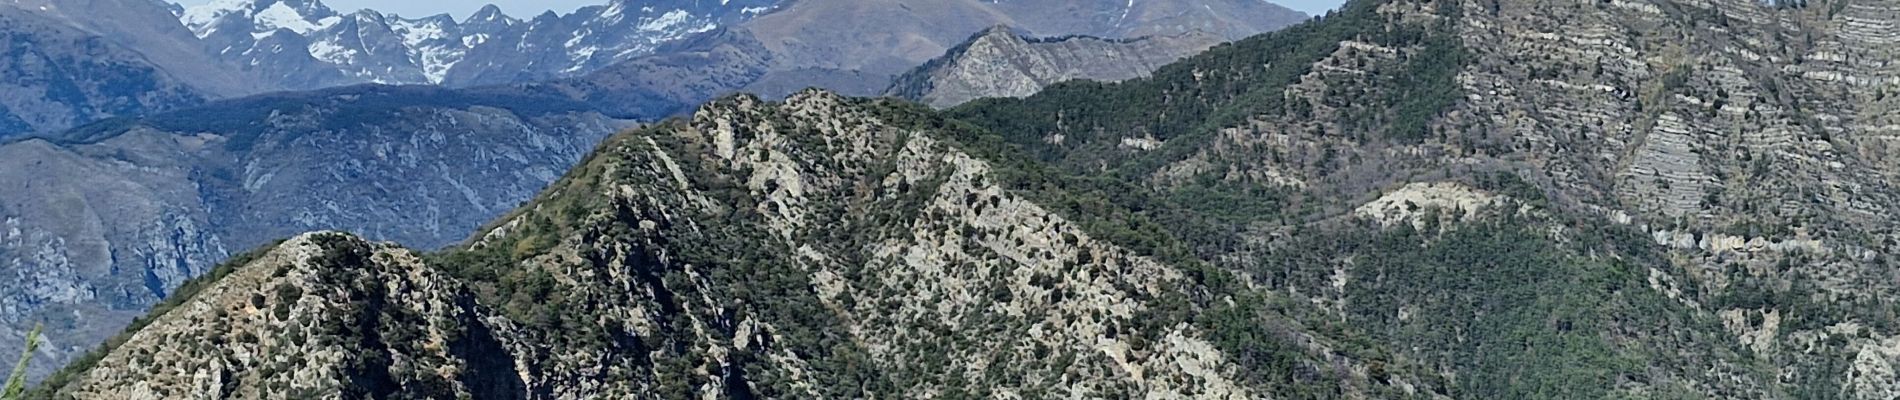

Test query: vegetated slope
[950,0,1900,397]
[887,26,1229,108]
[0,5,207,137]
[0,85,629,382]
[32,91,1443,399]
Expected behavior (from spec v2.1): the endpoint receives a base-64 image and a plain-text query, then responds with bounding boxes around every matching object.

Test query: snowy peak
[464,4,510,23]
[174,0,788,88]
[181,0,341,38]
[461,4,517,29]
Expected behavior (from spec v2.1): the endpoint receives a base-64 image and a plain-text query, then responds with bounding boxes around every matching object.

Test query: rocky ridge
[887,26,1229,108]
[32,91,1434,399]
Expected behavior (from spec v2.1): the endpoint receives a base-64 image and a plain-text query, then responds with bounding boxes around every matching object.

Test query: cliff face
[887,27,1228,108]
[35,91,1433,399]
[944,0,1900,396]
[1451,1,1900,395]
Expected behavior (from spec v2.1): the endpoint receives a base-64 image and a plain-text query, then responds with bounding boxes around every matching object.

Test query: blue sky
[1277,0,1347,16]
[179,0,1346,21]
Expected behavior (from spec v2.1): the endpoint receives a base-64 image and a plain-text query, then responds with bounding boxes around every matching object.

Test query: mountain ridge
[30,89,1442,399]
[0,0,1308,387]
[887,25,1230,108]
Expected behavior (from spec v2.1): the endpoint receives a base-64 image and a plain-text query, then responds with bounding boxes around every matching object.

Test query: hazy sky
[177,0,1347,21]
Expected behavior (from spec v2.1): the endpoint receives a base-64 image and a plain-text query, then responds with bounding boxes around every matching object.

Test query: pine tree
[2,323,42,399]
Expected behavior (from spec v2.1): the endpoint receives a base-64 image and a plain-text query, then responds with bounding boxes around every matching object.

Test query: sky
[177,0,1347,21]
[1277,0,1347,16]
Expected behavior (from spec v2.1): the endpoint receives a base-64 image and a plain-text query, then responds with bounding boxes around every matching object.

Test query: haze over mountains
[0,0,1306,383]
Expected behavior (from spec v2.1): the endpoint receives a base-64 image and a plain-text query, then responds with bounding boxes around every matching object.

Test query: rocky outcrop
[51,232,526,399]
[888,26,1227,108]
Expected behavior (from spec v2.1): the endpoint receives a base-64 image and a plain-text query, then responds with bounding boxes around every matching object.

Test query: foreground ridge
[36,91,1430,398]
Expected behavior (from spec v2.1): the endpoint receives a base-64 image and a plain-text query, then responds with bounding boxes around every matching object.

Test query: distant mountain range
[0,0,788,138]
[176,0,781,88]
[0,5,205,135]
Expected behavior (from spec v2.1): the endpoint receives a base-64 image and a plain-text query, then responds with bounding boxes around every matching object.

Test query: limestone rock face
[888,26,1228,108]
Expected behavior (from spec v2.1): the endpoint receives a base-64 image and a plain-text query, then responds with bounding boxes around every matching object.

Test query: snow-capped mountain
[446,0,778,86]
[177,0,782,89]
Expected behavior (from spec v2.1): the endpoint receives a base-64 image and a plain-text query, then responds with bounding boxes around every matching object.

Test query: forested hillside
[950,0,1900,396]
